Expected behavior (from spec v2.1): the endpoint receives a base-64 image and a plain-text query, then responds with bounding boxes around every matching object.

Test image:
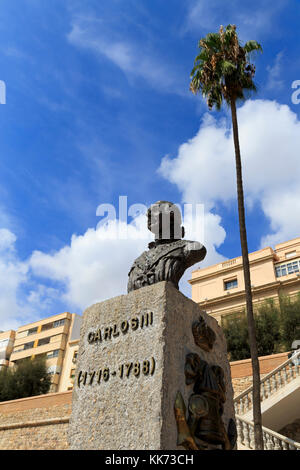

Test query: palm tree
[190,24,264,449]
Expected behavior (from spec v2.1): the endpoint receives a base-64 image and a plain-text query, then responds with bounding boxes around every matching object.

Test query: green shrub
[222,293,299,361]
[279,293,300,351]
[0,355,51,402]
[222,312,250,361]
[255,299,281,357]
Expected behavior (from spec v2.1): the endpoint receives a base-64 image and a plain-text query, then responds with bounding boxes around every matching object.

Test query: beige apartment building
[189,236,300,324]
[8,312,81,392]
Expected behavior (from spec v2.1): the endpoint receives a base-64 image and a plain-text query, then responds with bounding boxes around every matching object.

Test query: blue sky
[1,0,300,329]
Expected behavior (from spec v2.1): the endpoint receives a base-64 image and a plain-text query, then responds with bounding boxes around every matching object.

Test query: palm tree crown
[190,24,262,109]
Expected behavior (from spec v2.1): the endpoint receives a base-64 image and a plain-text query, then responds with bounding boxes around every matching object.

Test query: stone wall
[230,352,289,379]
[230,352,289,397]
[231,374,271,397]
[0,391,72,450]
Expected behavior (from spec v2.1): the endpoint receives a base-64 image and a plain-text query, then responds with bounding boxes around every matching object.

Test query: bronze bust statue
[128,201,206,292]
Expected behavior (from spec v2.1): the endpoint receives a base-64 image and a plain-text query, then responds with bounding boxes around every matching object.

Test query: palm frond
[244,40,263,54]
[220,60,236,74]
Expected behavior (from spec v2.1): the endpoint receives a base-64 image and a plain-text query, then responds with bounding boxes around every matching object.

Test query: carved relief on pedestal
[174,353,237,450]
[192,316,216,352]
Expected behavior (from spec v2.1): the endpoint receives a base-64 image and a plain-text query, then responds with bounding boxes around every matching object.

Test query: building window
[53,319,65,328]
[27,327,38,336]
[37,337,50,347]
[40,319,66,332]
[47,349,59,358]
[41,322,53,332]
[285,251,297,259]
[224,279,238,291]
[70,368,76,379]
[275,260,300,277]
[23,341,34,350]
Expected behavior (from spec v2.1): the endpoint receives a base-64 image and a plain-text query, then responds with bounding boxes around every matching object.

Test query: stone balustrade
[236,415,300,450]
[234,350,300,415]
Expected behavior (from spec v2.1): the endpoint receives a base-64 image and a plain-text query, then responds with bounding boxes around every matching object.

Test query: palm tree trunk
[230,98,264,450]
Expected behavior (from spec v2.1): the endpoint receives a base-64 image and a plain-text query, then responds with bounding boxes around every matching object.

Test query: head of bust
[147,201,185,243]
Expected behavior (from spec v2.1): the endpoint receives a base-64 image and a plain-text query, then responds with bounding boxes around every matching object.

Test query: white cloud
[67,16,186,95]
[159,99,300,250]
[159,113,235,208]
[179,209,227,297]
[0,217,151,330]
[29,216,151,311]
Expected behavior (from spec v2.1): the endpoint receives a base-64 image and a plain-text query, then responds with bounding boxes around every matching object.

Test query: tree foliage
[221,312,249,361]
[0,355,51,402]
[222,294,300,361]
[190,24,262,109]
[279,293,300,350]
[255,299,281,357]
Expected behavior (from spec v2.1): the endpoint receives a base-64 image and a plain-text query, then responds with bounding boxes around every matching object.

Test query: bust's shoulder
[129,240,186,271]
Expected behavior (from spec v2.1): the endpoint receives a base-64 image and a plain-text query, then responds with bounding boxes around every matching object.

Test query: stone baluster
[268,432,275,450]
[265,432,273,450]
[272,373,277,392]
[244,423,251,449]
[289,362,294,380]
[237,419,244,445]
[267,377,271,397]
[245,393,250,411]
[277,369,282,389]
[262,381,267,400]
[269,435,275,450]
[274,437,282,450]
[262,431,268,450]
[283,366,288,384]
[249,425,255,449]
[240,397,245,414]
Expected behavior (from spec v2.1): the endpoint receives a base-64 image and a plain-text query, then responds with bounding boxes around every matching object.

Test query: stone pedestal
[68,281,235,450]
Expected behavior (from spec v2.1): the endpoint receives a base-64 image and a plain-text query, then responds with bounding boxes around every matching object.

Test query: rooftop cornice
[189,252,276,285]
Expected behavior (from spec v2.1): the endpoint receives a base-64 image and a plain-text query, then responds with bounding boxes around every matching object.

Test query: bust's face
[147,201,182,240]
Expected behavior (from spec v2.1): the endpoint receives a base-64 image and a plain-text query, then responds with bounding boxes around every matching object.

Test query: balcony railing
[222,259,237,268]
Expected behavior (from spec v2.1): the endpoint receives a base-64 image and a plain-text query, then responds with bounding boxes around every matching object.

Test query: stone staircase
[233,350,300,450]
